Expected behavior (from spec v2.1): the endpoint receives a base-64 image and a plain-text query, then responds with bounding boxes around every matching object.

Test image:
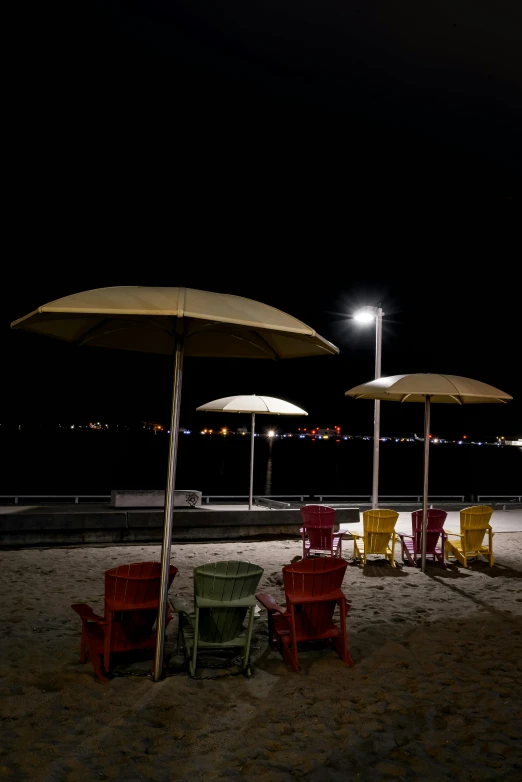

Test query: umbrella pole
[249,413,255,510]
[421,396,431,573]
[153,333,185,682]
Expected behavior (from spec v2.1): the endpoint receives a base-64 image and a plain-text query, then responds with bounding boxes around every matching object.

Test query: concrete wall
[0,506,360,548]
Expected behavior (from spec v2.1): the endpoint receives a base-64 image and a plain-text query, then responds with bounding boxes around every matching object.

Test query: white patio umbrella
[196,394,308,509]
[345,374,512,572]
[11,286,338,680]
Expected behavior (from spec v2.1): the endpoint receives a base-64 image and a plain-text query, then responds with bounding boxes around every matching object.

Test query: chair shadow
[466,560,522,579]
[426,559,522,579]
[348,559,408,578]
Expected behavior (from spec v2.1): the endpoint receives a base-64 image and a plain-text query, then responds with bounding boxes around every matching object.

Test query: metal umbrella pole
[372,307,383,509]
[421,395,431,573]
[249,412,256,510]
[153,332,184,682]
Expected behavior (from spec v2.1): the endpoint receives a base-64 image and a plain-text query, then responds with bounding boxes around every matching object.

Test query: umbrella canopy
[11,286,338,680]
[345,374,512,405]
[345,374,512,572]
[197,394,307,415]
[197,395,308,509]
[11,286,337,359]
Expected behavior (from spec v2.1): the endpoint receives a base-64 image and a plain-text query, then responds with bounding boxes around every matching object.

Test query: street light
[353,305,384,509]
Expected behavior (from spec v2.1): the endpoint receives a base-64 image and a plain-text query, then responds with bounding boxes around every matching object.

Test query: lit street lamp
[353,305,384,509]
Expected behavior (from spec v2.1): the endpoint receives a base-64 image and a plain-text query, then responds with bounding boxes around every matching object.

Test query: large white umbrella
[197,394,308,509]
[345,374,512,572]
[11,286,338,680]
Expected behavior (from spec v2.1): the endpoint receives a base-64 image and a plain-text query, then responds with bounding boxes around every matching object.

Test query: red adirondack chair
[398,509,448,567]
[71,561,178,682]
[300,504,344,559]
[256,556,354,672]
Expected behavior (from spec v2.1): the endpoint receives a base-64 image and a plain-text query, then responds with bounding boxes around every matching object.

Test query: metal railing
[0,495,111,505]
[1,492,519,507]
[477,495,522,502]
[314,494,466,503]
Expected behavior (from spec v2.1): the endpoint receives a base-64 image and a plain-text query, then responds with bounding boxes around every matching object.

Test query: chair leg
[242,606,255,672]
[103,616,113,675]
[450,546,467,568]
[333,598,354,666]
[266,610,277,649]
[282,608,299,672]
[85,640,108,684]
[91,654,109,684]
[177,614,185,655]
[445,540,465,566]
[190,606,200,677]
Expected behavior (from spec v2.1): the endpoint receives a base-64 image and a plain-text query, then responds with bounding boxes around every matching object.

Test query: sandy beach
[1,515,522,781]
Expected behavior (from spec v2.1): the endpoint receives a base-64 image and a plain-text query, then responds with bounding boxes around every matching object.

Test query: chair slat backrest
[300,505,336,527]
[300,505,336,554]
[194,561,264,643]
[104,562,177,652]
[460,505,493,551]
[105,561,166,605]
[363,509,399,553]
[412,509,447,552]
[283,557,348,637]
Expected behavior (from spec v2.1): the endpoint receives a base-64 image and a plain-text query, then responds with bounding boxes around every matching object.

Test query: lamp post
[353,305,384,509]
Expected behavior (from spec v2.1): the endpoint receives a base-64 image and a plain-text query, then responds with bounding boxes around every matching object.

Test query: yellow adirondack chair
[444,505,494,567]
[350,509,399,566]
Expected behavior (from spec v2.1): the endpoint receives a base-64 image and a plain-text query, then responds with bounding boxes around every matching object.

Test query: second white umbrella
[197,394,308,509]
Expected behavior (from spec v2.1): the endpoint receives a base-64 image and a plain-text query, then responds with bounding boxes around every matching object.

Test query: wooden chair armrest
[444,530,463,538]
[255,592,284,614]
[398,533,413,540]
[349,532,362,539]
[71,603,106,624]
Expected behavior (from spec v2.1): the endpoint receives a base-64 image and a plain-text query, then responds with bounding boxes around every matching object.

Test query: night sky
[4,2,520,438]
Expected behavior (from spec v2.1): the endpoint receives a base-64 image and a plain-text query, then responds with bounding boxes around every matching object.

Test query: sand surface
[1,533,522,781]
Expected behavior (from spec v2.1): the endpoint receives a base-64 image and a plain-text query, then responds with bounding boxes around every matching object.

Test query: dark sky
[4,2,520,437]
[8,0,522,207]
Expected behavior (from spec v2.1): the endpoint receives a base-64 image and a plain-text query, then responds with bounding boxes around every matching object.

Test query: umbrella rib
[449,395,463,405]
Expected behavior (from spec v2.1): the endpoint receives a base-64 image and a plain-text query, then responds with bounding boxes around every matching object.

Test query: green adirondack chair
[171,560,264,677]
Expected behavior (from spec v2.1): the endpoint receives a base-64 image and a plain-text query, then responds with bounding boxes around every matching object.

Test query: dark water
[1,431,520,499]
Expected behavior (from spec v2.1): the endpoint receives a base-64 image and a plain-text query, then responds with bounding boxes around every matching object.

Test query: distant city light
[268,430,275,438]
